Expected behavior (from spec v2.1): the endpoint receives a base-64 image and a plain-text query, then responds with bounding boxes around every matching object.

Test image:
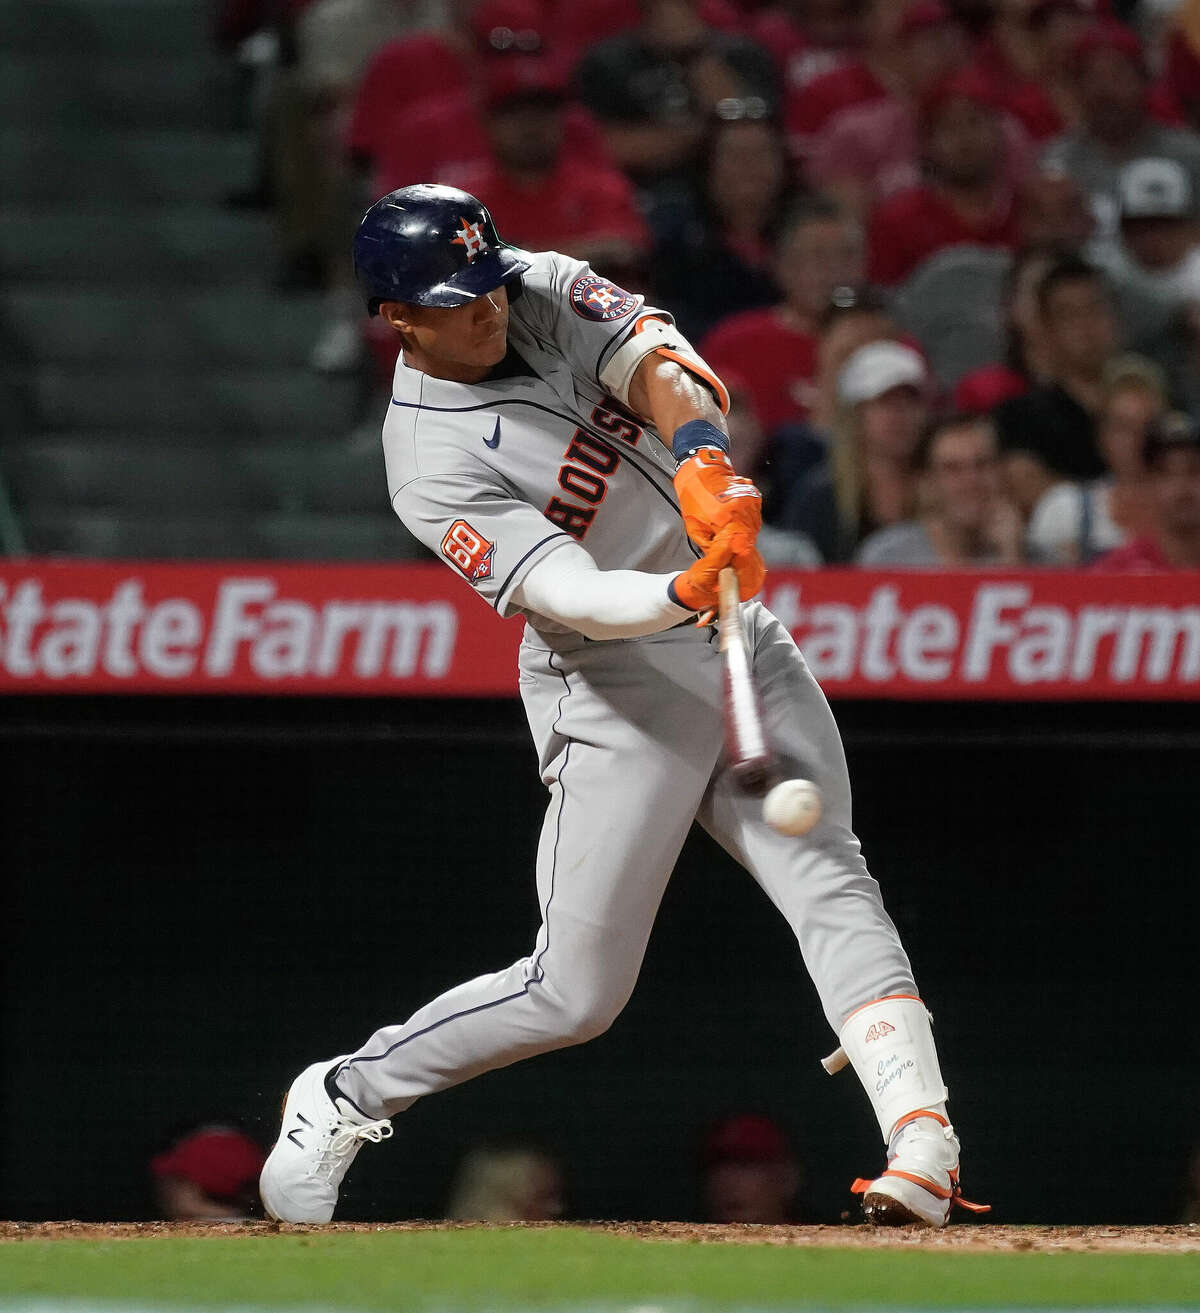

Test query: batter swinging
[260,185,986,1228]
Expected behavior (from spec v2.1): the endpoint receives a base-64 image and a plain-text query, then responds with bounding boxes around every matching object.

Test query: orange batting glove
[673,447,763,550]
[670,524,767,614]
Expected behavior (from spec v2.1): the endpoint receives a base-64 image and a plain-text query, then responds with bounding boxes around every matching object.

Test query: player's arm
[627,351,728,450]
[616,325,763,559]
[511,529,760,640]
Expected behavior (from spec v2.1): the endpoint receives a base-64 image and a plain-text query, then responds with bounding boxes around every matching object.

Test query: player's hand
[672,447,762,550]
[671,523,766,612]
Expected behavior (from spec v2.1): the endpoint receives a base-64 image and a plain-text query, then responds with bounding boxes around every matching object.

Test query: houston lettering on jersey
[545,406,643,540]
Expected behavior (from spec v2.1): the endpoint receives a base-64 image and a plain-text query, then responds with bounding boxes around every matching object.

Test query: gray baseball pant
[335,603,915,1120]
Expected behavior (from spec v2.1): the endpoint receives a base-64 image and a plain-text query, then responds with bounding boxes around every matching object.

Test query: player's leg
[261,635,723,1221]
[696,605,983,1227]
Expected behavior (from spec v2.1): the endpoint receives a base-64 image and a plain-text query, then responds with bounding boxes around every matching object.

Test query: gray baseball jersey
[384,250,696,635]
[333,251,924,1134]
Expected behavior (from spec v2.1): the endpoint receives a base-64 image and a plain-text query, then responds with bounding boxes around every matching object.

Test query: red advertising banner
[1,560,1198,698]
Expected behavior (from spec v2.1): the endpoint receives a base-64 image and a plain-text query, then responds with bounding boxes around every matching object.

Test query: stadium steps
[0,207,274,286]
[7,368,362,436]
[0,0,385,560]
[2,440,390,516]
[0,54,240,131]
[1,289,327,366]
[0,0,210,58]
[0,130,257,204]
[20,510,420,562]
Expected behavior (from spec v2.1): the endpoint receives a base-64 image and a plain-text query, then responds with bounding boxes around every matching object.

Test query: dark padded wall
[3,697,1197,1224]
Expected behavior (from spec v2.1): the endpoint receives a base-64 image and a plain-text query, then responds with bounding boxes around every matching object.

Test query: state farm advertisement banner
[1,561,1199,698]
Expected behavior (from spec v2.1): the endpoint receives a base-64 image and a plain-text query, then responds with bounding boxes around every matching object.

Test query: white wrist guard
[599,315,730,414]
[838,995,949,1143]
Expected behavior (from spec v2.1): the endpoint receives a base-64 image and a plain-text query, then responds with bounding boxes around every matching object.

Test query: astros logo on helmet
[452,218,490,262]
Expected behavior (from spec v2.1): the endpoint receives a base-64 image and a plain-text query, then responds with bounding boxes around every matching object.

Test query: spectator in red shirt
[699,196,864,433]
[450,60,650,274]
[1095,412,1200,569]
[974,1,1106,145]
[785,0,962,165]
[807,2,984,214]
[750,0,861,100]
[649,109,800,339]
[366,62,649,388]
[348,0,549,178]
[369,6,611,199]
[867,68,1023,287]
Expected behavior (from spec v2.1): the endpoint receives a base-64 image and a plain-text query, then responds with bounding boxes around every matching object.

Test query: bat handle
[718,565,740,617]
[717,566,742,653]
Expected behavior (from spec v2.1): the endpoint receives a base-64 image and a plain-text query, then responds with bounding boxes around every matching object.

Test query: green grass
[0,1229,1198,1310]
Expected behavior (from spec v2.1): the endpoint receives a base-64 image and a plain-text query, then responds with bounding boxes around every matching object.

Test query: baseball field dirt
[1,1222,1198,1311]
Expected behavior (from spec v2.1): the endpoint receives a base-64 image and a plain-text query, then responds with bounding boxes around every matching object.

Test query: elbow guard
[599,315,730,415]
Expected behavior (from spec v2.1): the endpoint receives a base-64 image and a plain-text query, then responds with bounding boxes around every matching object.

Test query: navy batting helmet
[353,184,530,315]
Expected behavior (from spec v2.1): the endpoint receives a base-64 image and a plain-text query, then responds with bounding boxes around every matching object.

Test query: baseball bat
[717,565,774,795]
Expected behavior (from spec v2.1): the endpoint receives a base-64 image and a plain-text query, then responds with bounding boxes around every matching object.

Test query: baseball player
[260,184,986,1228]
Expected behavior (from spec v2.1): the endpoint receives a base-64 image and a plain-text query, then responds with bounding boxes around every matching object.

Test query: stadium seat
[892,247,1010,389]
[20,509,260,560]
[253,512,426,562]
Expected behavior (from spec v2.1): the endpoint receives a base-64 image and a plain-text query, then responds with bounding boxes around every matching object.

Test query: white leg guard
[838,994,948,1143]
[836,995,988,1227]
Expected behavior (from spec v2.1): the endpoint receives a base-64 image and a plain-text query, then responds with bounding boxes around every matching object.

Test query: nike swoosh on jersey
[483,417,501,449]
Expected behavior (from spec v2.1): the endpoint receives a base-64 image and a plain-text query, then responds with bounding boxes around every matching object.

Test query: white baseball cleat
[852,1111,988,1227]
[260,1057,393,1223]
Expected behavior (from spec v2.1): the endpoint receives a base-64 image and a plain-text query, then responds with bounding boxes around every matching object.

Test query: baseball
[762,778,823,836]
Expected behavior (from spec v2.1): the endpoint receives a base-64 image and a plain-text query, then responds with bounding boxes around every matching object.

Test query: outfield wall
[3,691,1196,1227]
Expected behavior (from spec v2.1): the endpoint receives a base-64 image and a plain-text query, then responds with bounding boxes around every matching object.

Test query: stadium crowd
[216,0,1200,570]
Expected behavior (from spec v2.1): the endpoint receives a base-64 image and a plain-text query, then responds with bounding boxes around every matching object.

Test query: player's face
[383,286,510,381]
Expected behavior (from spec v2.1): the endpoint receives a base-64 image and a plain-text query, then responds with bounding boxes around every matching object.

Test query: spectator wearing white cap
[772,339,931,561]
[1112,156,1200,304]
